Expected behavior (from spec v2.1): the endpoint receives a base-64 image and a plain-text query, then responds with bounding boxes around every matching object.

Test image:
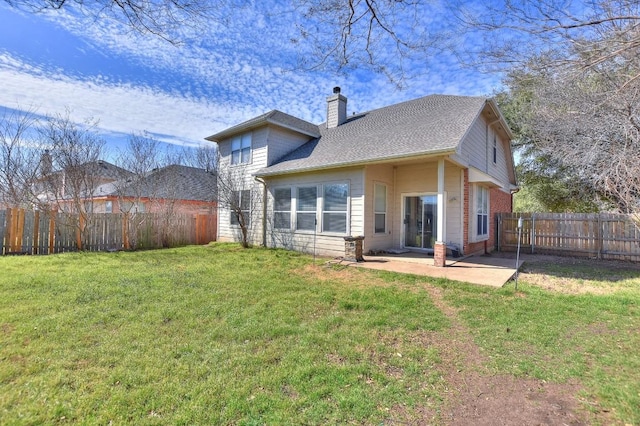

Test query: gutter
[255,148,458,178]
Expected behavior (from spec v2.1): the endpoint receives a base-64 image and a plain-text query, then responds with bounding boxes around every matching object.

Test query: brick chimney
[40,150,52,176]
[326,86,347,129]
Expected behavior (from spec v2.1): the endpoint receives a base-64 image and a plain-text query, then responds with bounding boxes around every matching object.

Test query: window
[476,186,489,238]
[274,187,292,229]
[105,200,113,213]
[492,135,497,164]
[374,183,386,233]
[230,190,251,226]
[231,133,251,165]
[296,186,317,231]
[322,183,348,233]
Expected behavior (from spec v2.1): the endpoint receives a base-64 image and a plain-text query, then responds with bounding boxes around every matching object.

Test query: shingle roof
[96,165,217,201]
[205,110,320,142]
[50,160,133,181]
[257,95,488,176]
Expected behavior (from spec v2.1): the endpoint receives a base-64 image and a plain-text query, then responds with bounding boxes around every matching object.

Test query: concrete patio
[346,252,524,288]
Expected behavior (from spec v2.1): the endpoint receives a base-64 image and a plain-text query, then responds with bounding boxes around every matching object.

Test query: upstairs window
[231,133,251,165]
[492,135,497,164]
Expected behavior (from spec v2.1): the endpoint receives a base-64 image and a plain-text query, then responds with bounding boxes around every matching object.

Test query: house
[35,160,217,217]
[92,164,218,216]
[206,88,517,266]
[33,159,133,209]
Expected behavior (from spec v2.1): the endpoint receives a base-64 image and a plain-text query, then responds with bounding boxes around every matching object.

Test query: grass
[0,244,639,424]
[440,265,640,423]
[0,245,448,424]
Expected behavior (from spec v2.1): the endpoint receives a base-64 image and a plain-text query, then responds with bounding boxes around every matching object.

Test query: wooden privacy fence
[497,212,640,261]
[0,208,217,255]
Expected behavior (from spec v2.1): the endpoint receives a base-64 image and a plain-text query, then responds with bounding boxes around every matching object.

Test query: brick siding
[462,173,512,255]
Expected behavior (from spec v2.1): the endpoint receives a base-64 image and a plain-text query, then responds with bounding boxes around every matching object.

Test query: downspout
[254,176,267,247]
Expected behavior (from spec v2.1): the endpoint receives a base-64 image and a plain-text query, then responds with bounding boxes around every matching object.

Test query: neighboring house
[33,160,133,209]
[92,164,218,216]
[206,88,517,265]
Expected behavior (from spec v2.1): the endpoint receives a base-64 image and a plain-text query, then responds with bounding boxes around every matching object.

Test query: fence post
[596,214,602,259]
[33,210,40,255]
[122,214,130,250]
[48,212,55,254]
[531,213,535,254]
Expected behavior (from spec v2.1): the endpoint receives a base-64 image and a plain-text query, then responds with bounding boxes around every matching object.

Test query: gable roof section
[45,160,132,181]
[205,110,320,142]
[256,95,489,177]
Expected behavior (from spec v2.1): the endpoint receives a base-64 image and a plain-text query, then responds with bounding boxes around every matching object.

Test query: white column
[436,158,445,243]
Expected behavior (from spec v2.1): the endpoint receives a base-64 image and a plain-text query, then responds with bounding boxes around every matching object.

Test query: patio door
[403,195,437,250]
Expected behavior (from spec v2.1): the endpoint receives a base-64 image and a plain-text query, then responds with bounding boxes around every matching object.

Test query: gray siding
[266,126,313,167]
[216,127,268,245]
[264,168,365,258]
[459,115,514,189]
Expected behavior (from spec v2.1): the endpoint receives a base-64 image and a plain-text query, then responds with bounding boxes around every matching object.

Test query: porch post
[434,158,447,267]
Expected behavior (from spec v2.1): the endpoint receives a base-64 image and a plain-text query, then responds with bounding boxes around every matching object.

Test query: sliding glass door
[403,195,437,249]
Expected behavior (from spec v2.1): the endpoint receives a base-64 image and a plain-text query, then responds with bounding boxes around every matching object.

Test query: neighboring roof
[94,164,217,202]
[256,95,491,177]
[49,160,133,181]
[205,110,321,141]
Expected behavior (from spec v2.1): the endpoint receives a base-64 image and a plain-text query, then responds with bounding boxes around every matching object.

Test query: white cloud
[0,1,504,150]
[0,53,246,146]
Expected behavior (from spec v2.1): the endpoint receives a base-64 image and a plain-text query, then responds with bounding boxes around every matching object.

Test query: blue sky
[0,1,503,153]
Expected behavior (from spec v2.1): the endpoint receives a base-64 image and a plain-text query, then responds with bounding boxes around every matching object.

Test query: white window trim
[294,185,318,232]
[492,135,497,165]
[373,182,387,234]
[230,132,252,166]
[471,184,489,242]
[273,186,292,230]
[230,189,251,227]
[321,182,349,235]
[272,181,350,235]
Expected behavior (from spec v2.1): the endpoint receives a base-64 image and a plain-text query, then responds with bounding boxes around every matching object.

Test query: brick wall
[463,176,513,255]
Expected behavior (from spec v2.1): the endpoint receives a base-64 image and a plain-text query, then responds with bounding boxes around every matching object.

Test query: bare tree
[215,159,259,248]
[37,112,106,249]
[527,69,640,213]
[0,108,41,208]
[457,0,640,87]
[457,1,640,215]
[4,0,217,45]
[293,0,445,85]
[182,144,217,173]
[112,132,163,248]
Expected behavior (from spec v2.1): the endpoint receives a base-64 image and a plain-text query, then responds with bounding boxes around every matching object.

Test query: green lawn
[0,244,638,424]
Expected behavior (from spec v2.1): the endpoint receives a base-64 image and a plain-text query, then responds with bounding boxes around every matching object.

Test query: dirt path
[421,286,587,425]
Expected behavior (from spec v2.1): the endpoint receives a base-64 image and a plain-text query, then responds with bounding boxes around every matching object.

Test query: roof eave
[255,148,457,178]
[205,112,319,142]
